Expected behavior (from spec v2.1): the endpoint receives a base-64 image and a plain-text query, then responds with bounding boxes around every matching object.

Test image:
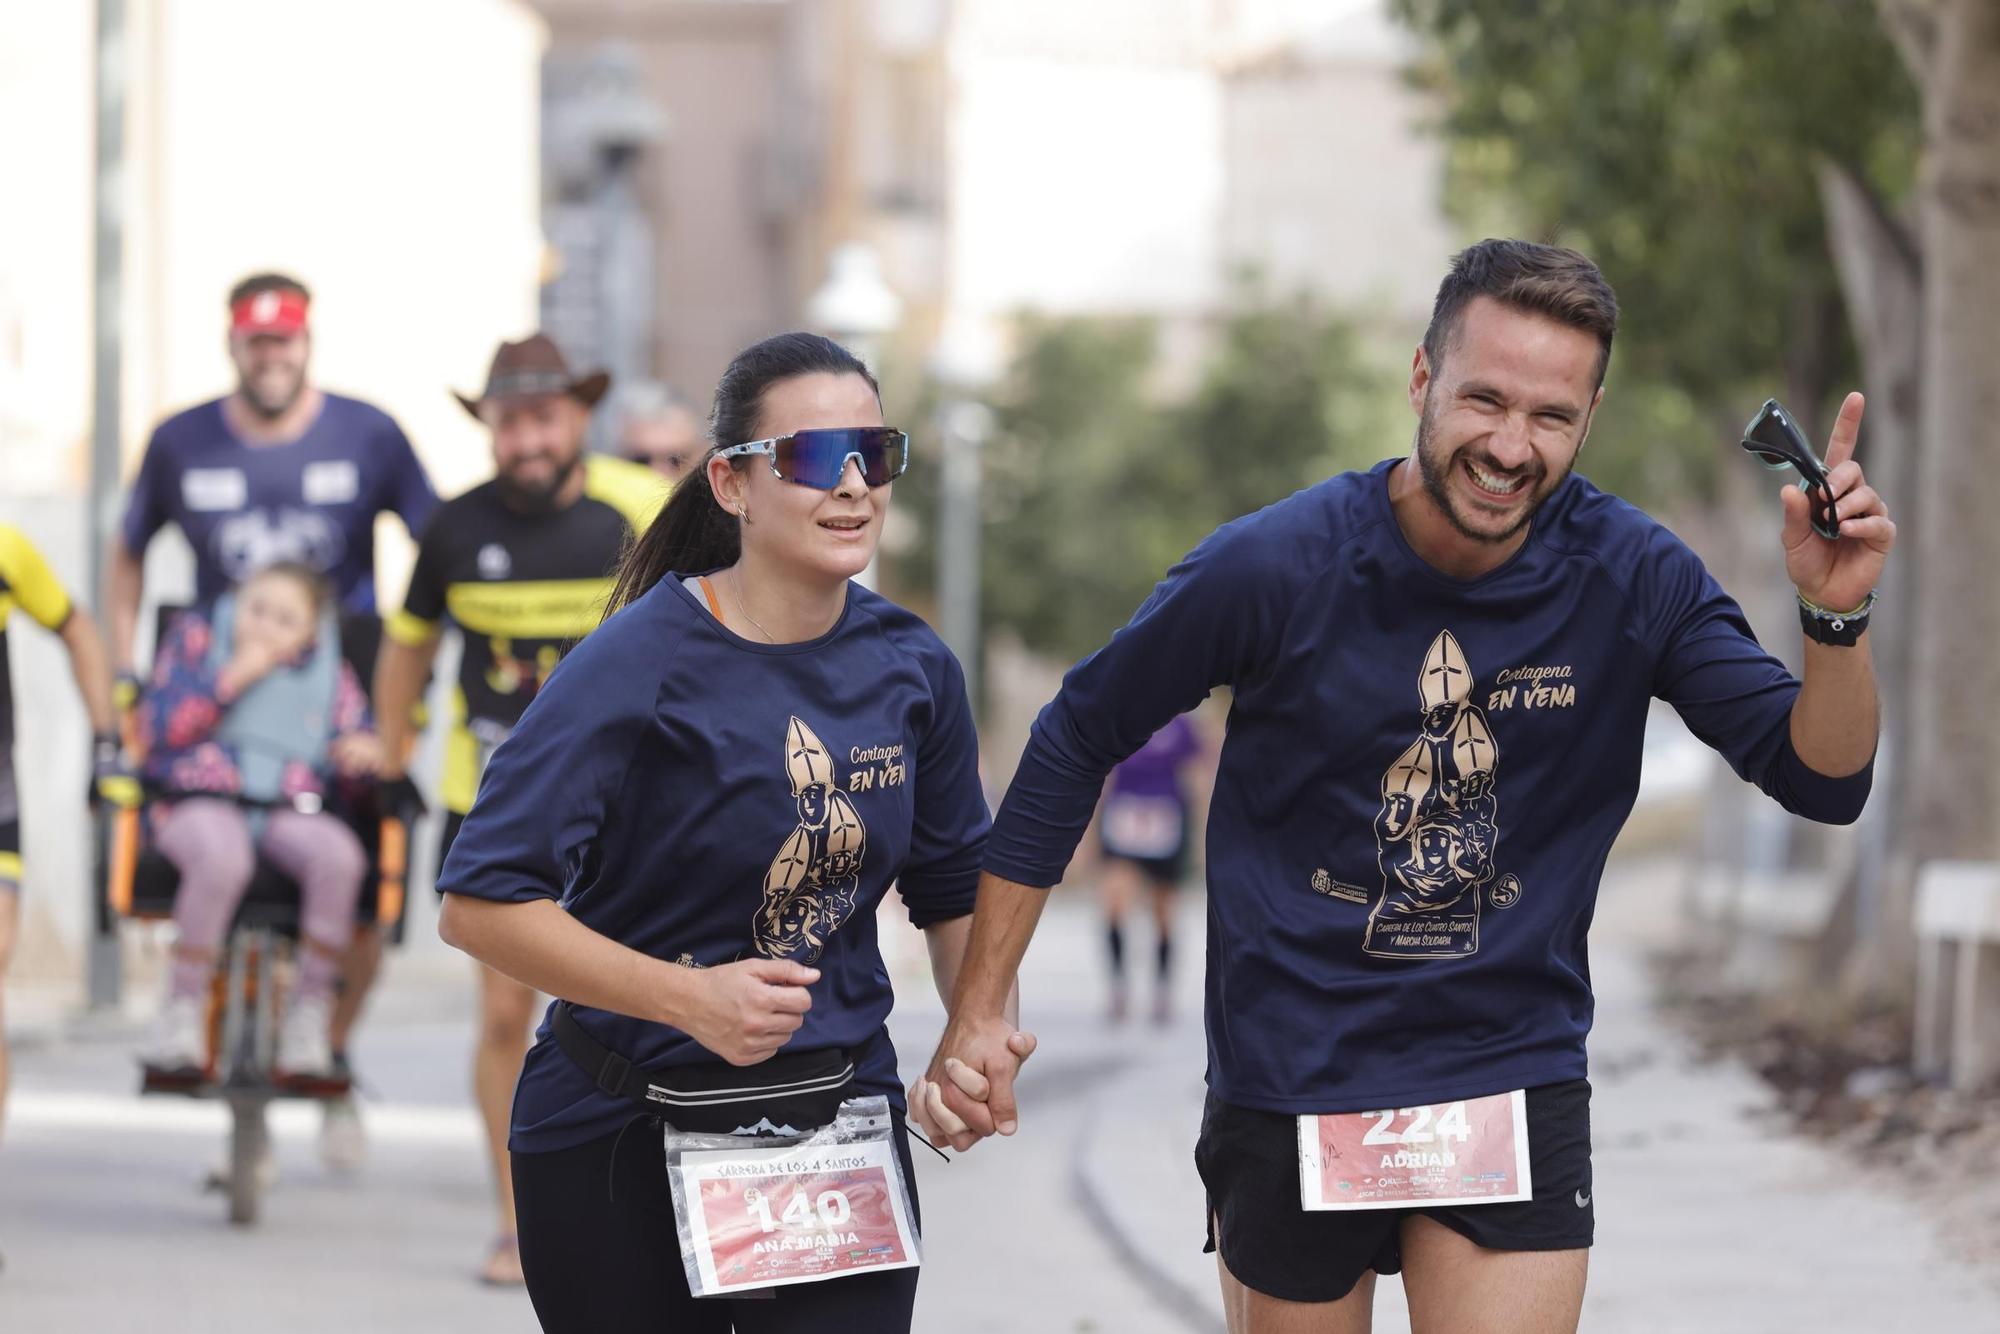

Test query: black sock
[1106,922,1126,980]
[1156,934,1173,982]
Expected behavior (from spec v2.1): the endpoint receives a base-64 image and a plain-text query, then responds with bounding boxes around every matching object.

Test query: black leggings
[512,1114,922,1333]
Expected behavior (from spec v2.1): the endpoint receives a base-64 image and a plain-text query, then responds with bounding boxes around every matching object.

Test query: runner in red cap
[109,270,438,1175]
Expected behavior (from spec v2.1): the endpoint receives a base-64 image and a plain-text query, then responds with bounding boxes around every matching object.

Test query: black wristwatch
[1797,589,1875,647]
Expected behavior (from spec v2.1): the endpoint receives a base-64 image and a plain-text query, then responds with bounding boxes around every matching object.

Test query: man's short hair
[227,271,311,309]
[1423,240,1619,387]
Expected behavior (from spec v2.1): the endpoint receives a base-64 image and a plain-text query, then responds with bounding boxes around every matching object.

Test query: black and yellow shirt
[0,524,75,847]
[387,454,664,813]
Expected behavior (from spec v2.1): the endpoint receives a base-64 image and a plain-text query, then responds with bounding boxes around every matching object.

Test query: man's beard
[240,367,306,419]
[1413,394,1565,545]
[495,453,582,513]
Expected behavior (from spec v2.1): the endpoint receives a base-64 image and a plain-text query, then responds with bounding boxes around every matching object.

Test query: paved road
[4,860,1997,1331]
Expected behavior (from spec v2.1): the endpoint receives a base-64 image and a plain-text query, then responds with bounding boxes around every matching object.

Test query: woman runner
[436,332,1029,1333]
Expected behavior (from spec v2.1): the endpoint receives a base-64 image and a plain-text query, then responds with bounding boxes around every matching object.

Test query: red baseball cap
[231,288,309,336]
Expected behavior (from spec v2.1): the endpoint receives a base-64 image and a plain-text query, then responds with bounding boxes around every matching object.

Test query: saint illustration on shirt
[756,715,869,962]
[1363,629,1501,960]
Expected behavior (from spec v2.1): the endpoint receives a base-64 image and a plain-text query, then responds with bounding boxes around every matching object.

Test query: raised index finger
[1824,391,1864,469]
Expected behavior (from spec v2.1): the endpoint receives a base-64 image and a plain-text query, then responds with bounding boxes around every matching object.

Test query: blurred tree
[1392,0,1917,488]
[1867,0,2000,952]
[890,294,1397,666]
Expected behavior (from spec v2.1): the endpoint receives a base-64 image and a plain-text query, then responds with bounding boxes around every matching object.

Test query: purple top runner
[1106,712,1200,803]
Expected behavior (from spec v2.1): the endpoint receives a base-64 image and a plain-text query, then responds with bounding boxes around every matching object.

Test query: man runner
[109,271,437,1168]
[917,240,1891,1333]
[372,333,663,1286]
[0,523,121,1272]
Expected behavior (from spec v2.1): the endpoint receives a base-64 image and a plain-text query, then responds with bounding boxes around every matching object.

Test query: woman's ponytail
[605,465,739,618]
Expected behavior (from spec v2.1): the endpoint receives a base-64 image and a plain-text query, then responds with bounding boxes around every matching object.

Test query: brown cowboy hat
[453,333,611,419]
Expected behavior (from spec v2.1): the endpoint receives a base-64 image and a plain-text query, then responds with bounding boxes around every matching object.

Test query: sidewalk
[1074,856,2000,1333]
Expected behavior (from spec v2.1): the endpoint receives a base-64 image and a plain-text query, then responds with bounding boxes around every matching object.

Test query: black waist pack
[551,1000,857,1136]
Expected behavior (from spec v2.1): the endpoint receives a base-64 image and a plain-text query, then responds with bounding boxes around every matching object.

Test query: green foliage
[888,296,1402,664]
[1392,0,1918,500]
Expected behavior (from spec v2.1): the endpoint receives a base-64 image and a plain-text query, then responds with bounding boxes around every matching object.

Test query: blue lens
[775,428,910,489]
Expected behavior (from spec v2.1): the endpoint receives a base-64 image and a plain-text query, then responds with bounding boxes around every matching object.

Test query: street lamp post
[87,0,129,1010]
[808,243,902,589]
[808,243,902,373]
[937,399,990,710]
[928,321,1000,713]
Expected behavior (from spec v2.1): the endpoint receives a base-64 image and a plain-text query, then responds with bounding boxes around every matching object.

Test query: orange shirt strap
[697,576,725,620]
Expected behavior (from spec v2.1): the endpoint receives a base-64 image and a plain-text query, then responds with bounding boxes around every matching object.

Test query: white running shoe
[144,993,207,1071]
[276,994,334,1078]
[320,1094,367,1174]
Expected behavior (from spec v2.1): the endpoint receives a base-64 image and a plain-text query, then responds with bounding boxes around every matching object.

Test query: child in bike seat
[136,561,384,1078]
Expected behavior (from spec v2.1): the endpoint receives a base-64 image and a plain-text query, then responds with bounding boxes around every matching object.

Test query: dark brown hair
[604,332,880,618]
[1423,240,1619,387]
[243,559,332,616]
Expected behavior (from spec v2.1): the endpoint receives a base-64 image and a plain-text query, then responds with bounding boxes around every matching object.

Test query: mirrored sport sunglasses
[712,427,910,490]
[1739,397,1840,540]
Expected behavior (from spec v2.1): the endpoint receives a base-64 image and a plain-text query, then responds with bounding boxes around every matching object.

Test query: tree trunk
[1814,161,1923,984]
[1902,1,2000,868]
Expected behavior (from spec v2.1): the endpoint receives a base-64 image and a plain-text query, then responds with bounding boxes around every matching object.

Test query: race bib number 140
[678,1134,919,1295]
[1297,1090,1531,1210]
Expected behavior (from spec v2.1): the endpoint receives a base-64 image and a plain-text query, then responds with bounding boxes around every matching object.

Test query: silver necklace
[727,571,777,643]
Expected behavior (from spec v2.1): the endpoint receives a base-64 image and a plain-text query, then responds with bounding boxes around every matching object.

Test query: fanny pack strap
[554,1001,654,1103]
[551,1000,855,1109]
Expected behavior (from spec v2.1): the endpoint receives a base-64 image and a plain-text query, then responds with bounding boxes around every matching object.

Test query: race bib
[668,1098,920,1297]
[1101,796,1184,859]
[182,467,248,512]
[1297,1090,1531,1210]
[302,459,361,504]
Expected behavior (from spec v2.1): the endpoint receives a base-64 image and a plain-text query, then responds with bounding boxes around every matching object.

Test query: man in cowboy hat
[373,332,664,1285]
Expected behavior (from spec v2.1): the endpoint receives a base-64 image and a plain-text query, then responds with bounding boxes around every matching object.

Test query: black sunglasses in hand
[1740,397,1840,540]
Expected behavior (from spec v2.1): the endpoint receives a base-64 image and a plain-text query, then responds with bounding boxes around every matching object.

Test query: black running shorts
[1195,1079,1593,1303]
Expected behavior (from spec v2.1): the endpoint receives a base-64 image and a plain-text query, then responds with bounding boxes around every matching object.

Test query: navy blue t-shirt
[436,577,989,1152]
[986,459,1873,1114]
[121,394,436,610]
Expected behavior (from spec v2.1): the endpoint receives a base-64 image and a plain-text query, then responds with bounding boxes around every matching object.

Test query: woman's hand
[679,958,820,1066]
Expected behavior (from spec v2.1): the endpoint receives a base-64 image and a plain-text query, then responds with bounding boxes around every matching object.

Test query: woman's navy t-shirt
[436,576,989,1153]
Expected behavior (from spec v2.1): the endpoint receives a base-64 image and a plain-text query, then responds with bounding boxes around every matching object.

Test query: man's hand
[89,734,141,811]
[377,772,429,822]
[112,671,143,716]
[909,1013,1037,1152]
[331,733,387,778]
[678,958,819,1067]
[1784,391,1895,611]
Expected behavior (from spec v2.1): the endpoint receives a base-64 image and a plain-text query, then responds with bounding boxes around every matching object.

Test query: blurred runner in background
[373,333,662,1286]
[0,523,120,1273]
[1093,711,1207,1024]
[107,270,438,1175]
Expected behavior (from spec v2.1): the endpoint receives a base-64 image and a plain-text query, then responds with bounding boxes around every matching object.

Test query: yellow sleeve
[584,453,670,533]
[384,608,444,648]
[0,524,73,631]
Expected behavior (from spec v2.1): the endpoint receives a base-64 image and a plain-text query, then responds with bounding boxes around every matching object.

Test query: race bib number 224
[1297,1090,1531,1210]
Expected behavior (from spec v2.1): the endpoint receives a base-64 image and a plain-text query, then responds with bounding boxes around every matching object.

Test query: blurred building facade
[525,0,1453,402]
[528,0,951,410]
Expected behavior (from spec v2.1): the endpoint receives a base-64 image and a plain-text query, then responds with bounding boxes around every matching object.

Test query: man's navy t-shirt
[436,578,990,1153]
[986,460,1873,1114]
[121,393,436,610]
